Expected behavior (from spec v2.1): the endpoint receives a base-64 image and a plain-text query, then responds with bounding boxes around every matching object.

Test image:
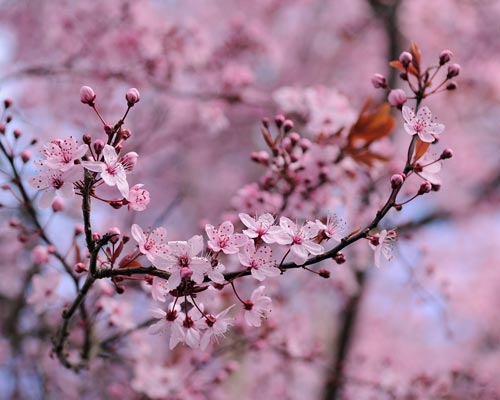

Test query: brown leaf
[347,101,395,147]
[410,42,421,71]
[413,138,430,162]
[389,59,419,77]
[118,258,143,269]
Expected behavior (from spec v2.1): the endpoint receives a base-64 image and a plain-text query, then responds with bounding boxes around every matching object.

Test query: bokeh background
[0,0,499,399]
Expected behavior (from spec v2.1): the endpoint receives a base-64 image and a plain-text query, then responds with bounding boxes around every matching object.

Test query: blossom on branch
[239,213,281,244]
[369,229,397,268]
[42,136,87,172]
[244,286,272,327]
[29,166,81,208]
[238,241,279,281]
[205,221,247,254]
[402,106,445,143]
[131,224,169,267]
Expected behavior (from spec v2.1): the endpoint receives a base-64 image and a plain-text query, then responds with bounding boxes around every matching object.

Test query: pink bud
[82,133,92,144]
[13,129,21,139]
[418,181,432,195]
[447,64,460,79]
[31,245,49,264]
[51,198,65,212]
[334,252,346,264]
[75,224,84,235]
[388,89,407,108]
[93,139,105,154]
[289,132,301,144]
[0,123,5,134]
[446,81,457,91]
[440,148,453,159]
[439,50,453,65]
[80,86,96,105]
[390,174,405,189]
[74,262,88,273]
[21,150,32,163]
[298,138,311,151]
[283,119,294,133]
[274,114,285,128]
[92,232,101,241]
[318,269,330,278]
[399,51,413,68]
[371,73,387,89]
[224,361,240,374]
[125,88,140,105]
[108,227,121,242]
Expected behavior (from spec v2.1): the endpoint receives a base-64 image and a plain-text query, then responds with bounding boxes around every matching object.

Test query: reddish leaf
[118,258,143,269]
[413,138,430,162]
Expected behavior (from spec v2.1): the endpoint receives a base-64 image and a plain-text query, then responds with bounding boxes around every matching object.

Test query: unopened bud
[440,148,453,159]
[82,133,92,144]
[80,86,96,105]
[93,139,105,154]
[51,198,65,212]
[3,99,12,109]
[390,174,405,189]
[104,125,113,135]
[109,200,123,209]
[283,119,294,133]
[20,150,32,163]
[274,114,285,128]
[439,50,453,65]
[92,232,101,241]
[388,89,407,108]
[334,252,346,264]
[121,128,132,140]
[394,204,403,211]
[289,132,301,144]
[431,183,441,192]
[399,51,413,68]
[262,117,269,129]
[5,115,12,123]
[75,224,84,235]
[447,63,460,79]
[318,269,330,278]
[446,81,457,91]
[120,152,138,172]
[298,138,311,151]
[418,181,432,195]
[399,72,408,81]
[0,123,5,134]
[122,235,130,244]
[31,245,49,264]
[125,88,140,105]
[74,262,88,273]
[371,73,387,89]
[13,129,21,139]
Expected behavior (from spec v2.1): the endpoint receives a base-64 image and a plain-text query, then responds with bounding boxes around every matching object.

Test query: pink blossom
[402,106,445,143]
[130,224,169,267]
[83,145,136,198]
[244,286,272,327]
[125,87,140,104]
[239,241,279,281]
[274,217,324,264]
[148,305,185,350]
[369,229,397,268]
[80,85,96,104]
[26,270,60,314]
[417,157,442,185]
[315,215,346,242]
[239,213,281,244]
[29,166,81,208]
[164,236,210,290]
[151,277,170,302]
[127,184,150,211]
[98,297,134,330]
[42,136,87,172]
[207,260,226,284]
[205,221,247,254]
[199,305,235,350]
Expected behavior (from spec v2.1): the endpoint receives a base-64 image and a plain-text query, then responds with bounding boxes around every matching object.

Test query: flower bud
[388,89,407,108]
[80,86,96,105]
[446,81,457,91]
[390,174,405,189]
[399,51,413,68]
[92,232,102,241]
[283,119,294,133]
[3,98,12,109]
[104,125,113,135]
[262,117,269,129]
[289,132,301,144]
[93,139,105,154]
[108,227,121,244]
[418,181,432,195]
[439,50,453,65]
[440,148,453,159]
[399,72,408,81]
[298,138,311,151]
[447,63,460,79]
[125,88,140,105]
[121,128,132,140]
[318,269,330,278]
[334,252,346,264]
[274,114,285,128]
[82,133,92,144]
[74,262,88,273]
[13,129,21,139]
[0,123,5,134]
[5,115,12,123]
[75,224,84,235]
[20,150,32,163]
[431,183,441,192]
[371,73,387,89]
[51,198,65,212]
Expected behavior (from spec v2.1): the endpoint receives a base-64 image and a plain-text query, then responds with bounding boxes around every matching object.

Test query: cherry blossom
[205,221,247,254]
[417,157,442,185]
[238,241,279,281]
[199,305,235,350]
[315,214,346,242]
[26,269,60,314]
[148,305,185,350]
[29,166,81,208]
[98,297,134,330]
[164,236,210,290]
[369,229,397,268]
[402,106,445,143]
[244,286,272,327]
[127,184,150,211]
[239,213,281,244]
[130,224,169,267]
[151,277,170,303]
[41,136,87,172]
[273,217,324,264]
[82,145,135,198]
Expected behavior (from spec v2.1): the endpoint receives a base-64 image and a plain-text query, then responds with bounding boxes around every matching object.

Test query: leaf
[410,42,421,71]
[347,100,395,146]
[118,258,143,269]
[389,59,419,77]
[413,138,430,162]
